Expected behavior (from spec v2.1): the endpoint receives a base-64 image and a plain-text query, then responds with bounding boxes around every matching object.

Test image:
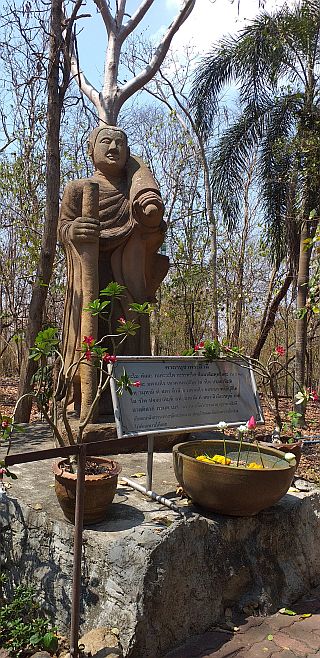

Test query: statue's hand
[136,194,163,227]
[70,216,100,244]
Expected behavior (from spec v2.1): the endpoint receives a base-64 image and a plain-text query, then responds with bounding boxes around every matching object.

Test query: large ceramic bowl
[173,439,296,516]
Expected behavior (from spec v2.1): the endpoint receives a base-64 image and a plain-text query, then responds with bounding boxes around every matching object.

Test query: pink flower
[194,340,205,351]
[275,345,285,356]
[0,468,5,475]
[85,350,92,361]
[83,335,95,347]
[132,380,141,388]
[118,317,126,325]
[102,353,117,364]
[1,420,9,429]
[247,416,257,430]
[311,389,319,402]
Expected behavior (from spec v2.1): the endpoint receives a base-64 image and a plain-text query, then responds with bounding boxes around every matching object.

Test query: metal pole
[121,476,185,515]
[70,443,86,658]
[146,434,154,491]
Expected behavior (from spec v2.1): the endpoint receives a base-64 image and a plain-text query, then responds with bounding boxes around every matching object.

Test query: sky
[76,0,296,90]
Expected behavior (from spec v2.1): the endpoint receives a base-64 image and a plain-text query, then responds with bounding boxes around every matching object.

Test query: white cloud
[167,0,298,56]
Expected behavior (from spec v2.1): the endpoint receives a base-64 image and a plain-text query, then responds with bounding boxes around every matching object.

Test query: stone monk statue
[59,125,169,416]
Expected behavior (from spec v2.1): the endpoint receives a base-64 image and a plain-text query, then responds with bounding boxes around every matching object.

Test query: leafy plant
[1,282,153,461]
[0,583,58,657]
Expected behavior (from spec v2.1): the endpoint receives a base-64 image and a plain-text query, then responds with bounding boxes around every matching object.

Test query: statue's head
[88,125,129,176]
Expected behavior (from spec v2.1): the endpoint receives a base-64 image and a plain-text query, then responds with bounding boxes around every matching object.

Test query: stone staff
[78,181,100,424]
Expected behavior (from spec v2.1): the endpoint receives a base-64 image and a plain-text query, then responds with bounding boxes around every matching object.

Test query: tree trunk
[16,0,63,422]
[294,219,311,423]
[252,270,293,360]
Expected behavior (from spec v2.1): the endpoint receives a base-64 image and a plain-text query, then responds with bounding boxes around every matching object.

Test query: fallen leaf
[32,503,43,510]
[288,487,300,493]
[131,472,146,478]
[118,478,131,486]
[267,634,274,641]
[299,613,312,619]
[111,627,119,636]
[49,484,55,488]
[279,608,296,616]
[152,516,173,527]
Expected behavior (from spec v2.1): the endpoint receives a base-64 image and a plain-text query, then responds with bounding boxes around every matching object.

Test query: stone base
[1,425,320,658]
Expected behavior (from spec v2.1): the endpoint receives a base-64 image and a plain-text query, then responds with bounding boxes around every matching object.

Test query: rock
[0,649,10,658]
[3,441,320,658]
[294,478,316,492]
[29,653,52,658]
[60,627,122,658]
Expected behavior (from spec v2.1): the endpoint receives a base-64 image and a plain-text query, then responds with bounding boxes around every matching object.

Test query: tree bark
[293,219,311,422]
[16,0,63,422]
[251,270,293,360]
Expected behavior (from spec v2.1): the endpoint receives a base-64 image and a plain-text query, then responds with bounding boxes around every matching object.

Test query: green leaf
[296,307,307,319]
[116,320,140,336]
[279,608,296,616]
[43,631,59,652]
[267,634,274,640]
[84,299,110,316]
[129,302,155,315]
[100,282,126,298]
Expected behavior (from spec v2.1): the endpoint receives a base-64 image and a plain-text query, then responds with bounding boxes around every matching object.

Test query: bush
[0,582,58,657]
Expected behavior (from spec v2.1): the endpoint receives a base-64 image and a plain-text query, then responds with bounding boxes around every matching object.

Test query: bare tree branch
[120,0,155,42]
[93,0,115,35]
[69,31,104,118]
[118,0,196,108]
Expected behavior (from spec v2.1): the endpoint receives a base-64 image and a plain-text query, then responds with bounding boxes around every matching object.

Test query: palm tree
[191,0,320,421]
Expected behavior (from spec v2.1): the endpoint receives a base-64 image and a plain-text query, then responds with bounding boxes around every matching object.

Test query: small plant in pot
[1,282,153,524]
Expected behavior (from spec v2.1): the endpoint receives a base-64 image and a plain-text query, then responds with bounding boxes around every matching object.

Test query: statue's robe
[58,155,169,414]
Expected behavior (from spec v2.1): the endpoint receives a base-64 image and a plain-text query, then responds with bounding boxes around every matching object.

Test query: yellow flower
[247,462,263,469]
[195,454,231,465]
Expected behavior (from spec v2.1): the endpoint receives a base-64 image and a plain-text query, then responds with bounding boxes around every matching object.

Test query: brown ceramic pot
[53,457,121,525]
[173,439,296,517]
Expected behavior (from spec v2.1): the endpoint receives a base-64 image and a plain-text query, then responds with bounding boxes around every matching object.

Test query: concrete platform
[1,423,320,658]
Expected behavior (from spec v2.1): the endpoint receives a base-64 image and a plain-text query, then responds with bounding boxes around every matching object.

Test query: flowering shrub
[0,283,153,475]
[186,337,319,434]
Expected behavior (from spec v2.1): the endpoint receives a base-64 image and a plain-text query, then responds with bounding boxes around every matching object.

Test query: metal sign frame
[109,356,264,491]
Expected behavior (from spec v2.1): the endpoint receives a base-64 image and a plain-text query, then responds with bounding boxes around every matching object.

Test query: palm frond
[190,35,239,136]
[211,101,273,229]
[258,94,302,265]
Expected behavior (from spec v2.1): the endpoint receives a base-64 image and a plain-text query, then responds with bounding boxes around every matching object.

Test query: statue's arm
[59,180,99,245]
[133,190,164,228]
[128,155,165,228]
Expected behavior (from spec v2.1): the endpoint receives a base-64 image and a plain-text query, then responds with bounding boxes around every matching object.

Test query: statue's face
[93,128,128,175]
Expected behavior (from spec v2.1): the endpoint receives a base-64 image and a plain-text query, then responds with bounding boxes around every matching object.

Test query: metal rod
[70,443,86,658]
[5,435,149,467]
[122,476,185,515]
[146,435,154,491]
